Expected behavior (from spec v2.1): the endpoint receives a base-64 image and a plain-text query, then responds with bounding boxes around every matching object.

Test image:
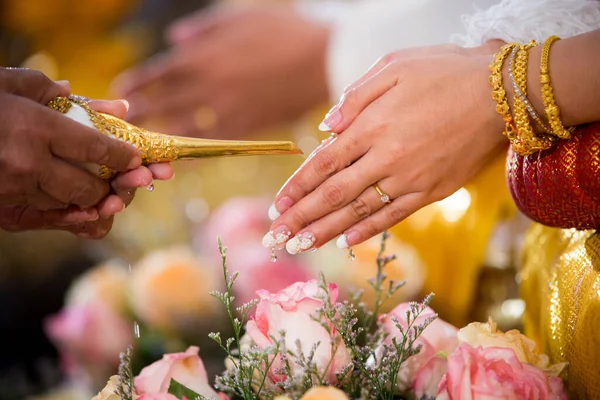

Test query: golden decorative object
[47,96,303,179]
[520,224,600,399]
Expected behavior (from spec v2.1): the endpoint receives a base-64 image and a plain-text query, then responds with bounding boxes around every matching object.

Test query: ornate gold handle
[47,97,303,179]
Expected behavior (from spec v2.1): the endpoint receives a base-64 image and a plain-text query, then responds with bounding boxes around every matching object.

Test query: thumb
[0,67,70,105]
[166,7,227,44]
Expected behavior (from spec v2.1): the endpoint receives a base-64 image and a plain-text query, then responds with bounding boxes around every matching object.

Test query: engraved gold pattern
[490,43,520,144]
[540,36,576,140]
[510,41,556,155]
[521,225,600,399]
[47,97,302,180]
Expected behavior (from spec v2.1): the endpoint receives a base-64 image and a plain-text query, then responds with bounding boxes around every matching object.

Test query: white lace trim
[452,0,600,46]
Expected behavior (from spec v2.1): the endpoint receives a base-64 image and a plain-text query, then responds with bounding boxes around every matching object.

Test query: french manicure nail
[262,225,292,250]
[268,196,294,221]
[318,121,331,132]
[336,234,348,249]
[286,232,316,255]
[268,204,280,220]
[120,99,130,112]
[319,105,342,132]
[336,231,360,249]
[55,80,71,89]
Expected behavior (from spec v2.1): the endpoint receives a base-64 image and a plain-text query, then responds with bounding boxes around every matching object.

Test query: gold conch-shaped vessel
[47,96,303,179]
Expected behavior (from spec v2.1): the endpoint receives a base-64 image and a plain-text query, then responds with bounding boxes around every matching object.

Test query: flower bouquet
[94,233,567,400]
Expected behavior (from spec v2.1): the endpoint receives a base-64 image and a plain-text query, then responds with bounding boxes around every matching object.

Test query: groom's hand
[0,67,143,237]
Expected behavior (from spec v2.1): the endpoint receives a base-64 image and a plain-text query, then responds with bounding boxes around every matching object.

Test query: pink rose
[245,280,352,390]
[137,395,180,400]
[413,356,448,399]
[437,344,567,400]
[45,301,133,379]
[379,303,458,392]
[135,346,219,399]
[230,244,315,305]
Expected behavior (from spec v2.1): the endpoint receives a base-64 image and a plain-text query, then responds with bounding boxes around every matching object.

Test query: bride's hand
[264,44,508,254]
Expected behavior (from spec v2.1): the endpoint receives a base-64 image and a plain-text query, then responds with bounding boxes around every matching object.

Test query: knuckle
[0,207,25,231]
[86,135,110,164]
[349,197,371,220]
[68,182,106,207]
[313,152,338,177]
[387,203,409,223]
[320,181,346,208]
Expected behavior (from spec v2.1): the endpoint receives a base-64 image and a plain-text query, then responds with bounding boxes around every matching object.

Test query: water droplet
[134,321,141,339]
[310,248,318,253]
[348,248,355,261]
[147,183,154,192]
[270,248,278,262]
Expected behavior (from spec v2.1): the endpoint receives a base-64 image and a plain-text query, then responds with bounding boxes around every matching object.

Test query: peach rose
[437,344,566,400]
[245,280,352,390]
[135,346,218,399]
[65,260,129,313]
[458,318,549,369]
[93,375,125,400]
[129,246,221,335]
[378,303,458,392]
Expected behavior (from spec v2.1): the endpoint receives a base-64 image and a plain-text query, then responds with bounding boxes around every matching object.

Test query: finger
[0,68,70,104]
[166,6,225,44]
[125,83,208,123]
[46,104,142,171]
[148,163,175,180]
[110,50,186,98]
[65,217,114,239]
[28,192,68,211]
[337,192,426,248]
[269,133,366,219]
[0,205,98,232]
[40,157,110,208]
[97,195,126,219]
[267,154,385,246]
[319,61,399,133]
[88,99,129,120]
[279,177,400,253]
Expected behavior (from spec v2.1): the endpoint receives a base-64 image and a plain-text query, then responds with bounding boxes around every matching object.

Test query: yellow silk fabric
[521,225,600,400]
[391,154,516,327]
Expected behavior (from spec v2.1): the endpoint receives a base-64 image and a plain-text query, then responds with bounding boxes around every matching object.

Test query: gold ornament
[47,96,302,179]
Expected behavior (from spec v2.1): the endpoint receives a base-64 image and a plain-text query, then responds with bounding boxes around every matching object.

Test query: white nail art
[286,232,316,255]
[262,228,291,250]
[336,234,349,249]
[268,204,280,221]
[318,121,331,132]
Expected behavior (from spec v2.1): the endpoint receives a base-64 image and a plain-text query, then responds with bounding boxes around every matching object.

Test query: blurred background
[0,0,531,398]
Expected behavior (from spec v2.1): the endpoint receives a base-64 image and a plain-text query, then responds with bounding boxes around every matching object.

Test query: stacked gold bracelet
[509,41,555,155]
[540,35,575,139]
[489,43,520,145]
[490,35,574,156]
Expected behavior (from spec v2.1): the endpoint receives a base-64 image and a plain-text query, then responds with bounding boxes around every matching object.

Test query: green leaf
[167,379,204,400]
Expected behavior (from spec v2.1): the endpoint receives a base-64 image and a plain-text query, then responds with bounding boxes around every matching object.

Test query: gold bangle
[489,43,519,142]
[510,41,555,155]
[540,35,575,139]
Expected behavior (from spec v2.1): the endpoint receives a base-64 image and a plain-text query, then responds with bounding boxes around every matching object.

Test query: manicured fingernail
[319,105,341,132]
[286,232,316,255]
[120,99,130,112]
[262,225,292,250]
[56,80,71,90]
[127,156,142,170]
[268,204,280,220]
[318,121,331,131]
[336,231,360,249]
[268,196,294,221]
[336,234,348,249]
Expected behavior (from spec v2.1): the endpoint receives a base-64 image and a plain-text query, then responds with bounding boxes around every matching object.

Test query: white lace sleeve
[452,0,600,46]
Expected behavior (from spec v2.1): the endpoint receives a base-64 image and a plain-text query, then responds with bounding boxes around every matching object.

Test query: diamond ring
[373,183,391,204]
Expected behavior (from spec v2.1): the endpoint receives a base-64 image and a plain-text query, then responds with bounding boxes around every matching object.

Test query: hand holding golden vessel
[47,96,303,179]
